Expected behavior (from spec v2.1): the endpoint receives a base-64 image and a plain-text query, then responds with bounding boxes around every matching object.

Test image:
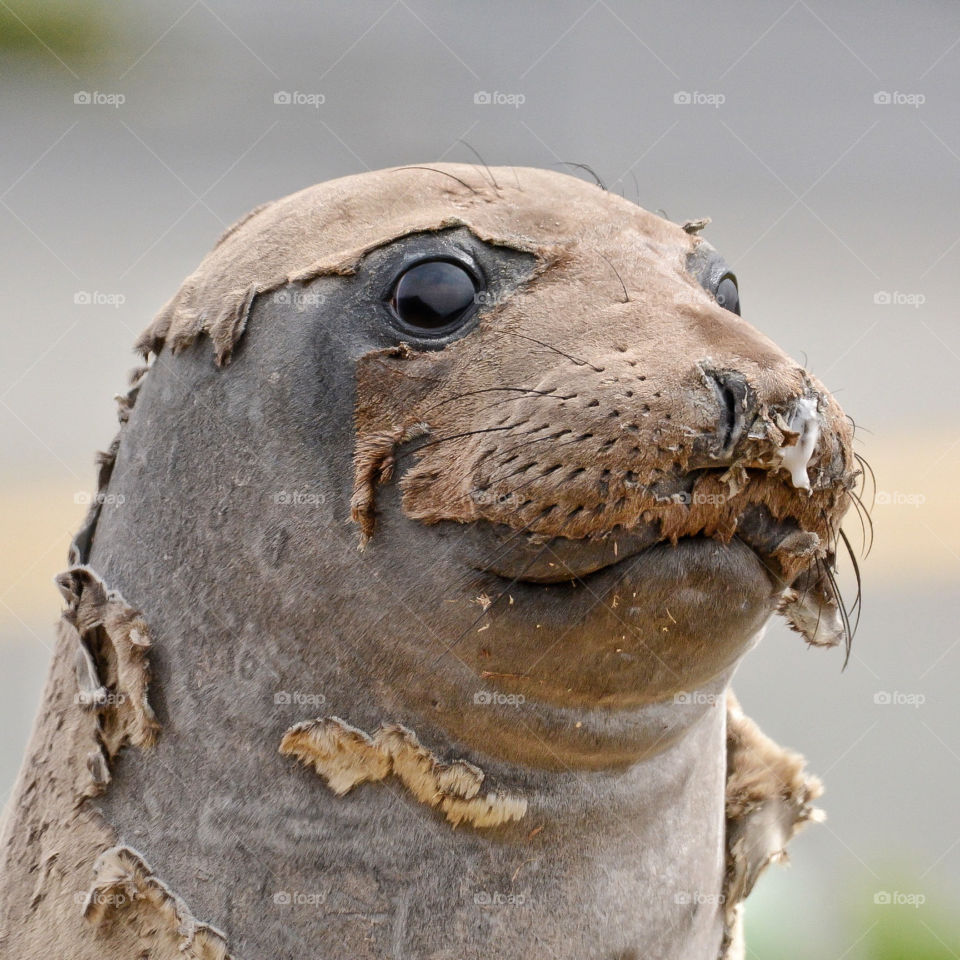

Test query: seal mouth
[470,502,816,589]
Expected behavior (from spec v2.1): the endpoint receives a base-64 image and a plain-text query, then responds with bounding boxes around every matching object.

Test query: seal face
[131,162,857,763]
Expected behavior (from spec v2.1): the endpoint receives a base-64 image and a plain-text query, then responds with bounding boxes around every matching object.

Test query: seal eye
[391,259,478,333]
[715,274,740,316]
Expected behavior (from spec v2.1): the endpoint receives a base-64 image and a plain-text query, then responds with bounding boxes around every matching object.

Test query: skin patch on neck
[83,846,233,960]
[280,716,527,828]
[56,565,160,791]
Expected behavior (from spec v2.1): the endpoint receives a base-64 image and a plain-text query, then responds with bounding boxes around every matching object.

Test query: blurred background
[1,1,957,955]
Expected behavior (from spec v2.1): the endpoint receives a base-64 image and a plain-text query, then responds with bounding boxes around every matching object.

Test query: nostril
[718,383,738,451]
[704,369,752,458]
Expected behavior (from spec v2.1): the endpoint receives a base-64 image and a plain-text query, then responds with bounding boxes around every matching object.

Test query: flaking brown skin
[0,165,855,960]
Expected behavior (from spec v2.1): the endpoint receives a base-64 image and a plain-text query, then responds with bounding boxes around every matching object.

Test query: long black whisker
[554,161,606,190]
[599,253,630,303]
[823,560,852,670]
[396,425,514,459]
[838,527,863,633]
[395,166,479,194]
[502,331,604,371]
[848,487,875,558]
[421,386,568,414]
[458,141,499,190]
[854,451,877,507]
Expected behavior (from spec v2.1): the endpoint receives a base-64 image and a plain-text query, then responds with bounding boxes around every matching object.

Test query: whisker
[554,161,606,190]
[502,331,604,372]
[421,386,567,415]
[823,560,852,670]
[599,253,630,303]
[848,487,875,558]
[458,140,499,190]
[395,166,479,194]
[838,528,863,633]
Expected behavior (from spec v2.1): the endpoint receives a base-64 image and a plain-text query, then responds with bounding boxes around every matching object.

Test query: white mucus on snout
[780,397,820,491]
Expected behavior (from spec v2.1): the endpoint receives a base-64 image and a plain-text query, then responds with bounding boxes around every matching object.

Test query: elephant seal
[0,164,858,960]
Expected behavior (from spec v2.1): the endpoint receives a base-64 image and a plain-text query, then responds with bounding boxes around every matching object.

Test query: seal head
[131,163,856,763]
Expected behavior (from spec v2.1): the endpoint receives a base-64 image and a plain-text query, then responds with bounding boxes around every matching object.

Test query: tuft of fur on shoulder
[280,716,527,828]
[720,692,823,959]
[83,846,232,960]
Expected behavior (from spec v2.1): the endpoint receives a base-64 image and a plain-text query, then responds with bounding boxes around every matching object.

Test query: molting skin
[0,165,856,960]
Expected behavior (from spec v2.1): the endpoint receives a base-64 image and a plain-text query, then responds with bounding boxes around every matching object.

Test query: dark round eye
[715,274,740,316]
[391,259,478,332]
